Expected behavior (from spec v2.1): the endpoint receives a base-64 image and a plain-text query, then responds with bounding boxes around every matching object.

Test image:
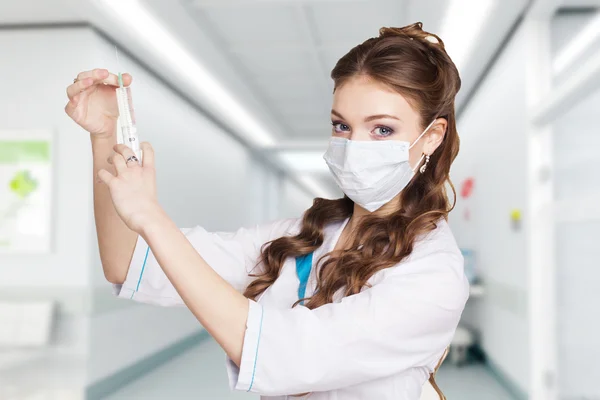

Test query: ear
[423,118,447,155]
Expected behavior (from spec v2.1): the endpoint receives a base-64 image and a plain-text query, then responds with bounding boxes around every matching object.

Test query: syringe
[115,72,141,162]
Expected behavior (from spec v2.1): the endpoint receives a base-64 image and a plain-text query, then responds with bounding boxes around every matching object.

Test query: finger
[99,72,133,87]
[140,142,154,167]
[64,91,83,116]
[64,101,75,117]
[113,144,139,168]
[69,70,131,98]
[72,91,83,105]
[64,87,92,118]
[76,68,109,82]
[97,169,116,186]
[111,152,127,174]
[121,73,133,86]
[113,144,135,158]
[66,77,94,99]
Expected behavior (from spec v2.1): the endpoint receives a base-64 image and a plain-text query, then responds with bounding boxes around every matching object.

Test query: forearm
[92,135,137,284]
[141,210,249,366]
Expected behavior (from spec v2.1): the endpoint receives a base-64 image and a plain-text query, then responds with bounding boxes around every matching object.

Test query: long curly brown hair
[244,22,461,310]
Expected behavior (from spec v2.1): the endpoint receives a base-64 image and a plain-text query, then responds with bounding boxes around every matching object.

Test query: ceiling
[0,0,596,196]
[180,0,408,141]
[163,0,530,192]
[0,0,543,197]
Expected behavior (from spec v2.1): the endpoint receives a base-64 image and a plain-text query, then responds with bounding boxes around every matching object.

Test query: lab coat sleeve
[228,250,469,396]
[112,218,300,306]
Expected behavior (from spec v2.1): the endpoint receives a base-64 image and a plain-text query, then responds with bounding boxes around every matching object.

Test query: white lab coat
[113,217,469,399]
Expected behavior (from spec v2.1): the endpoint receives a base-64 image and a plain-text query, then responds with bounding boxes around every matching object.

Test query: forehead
[332,75,417,119]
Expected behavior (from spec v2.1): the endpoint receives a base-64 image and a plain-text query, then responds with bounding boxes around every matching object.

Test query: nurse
[65,22,468,400]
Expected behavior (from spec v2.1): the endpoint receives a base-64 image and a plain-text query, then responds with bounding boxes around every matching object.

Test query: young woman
[65,22,468,400]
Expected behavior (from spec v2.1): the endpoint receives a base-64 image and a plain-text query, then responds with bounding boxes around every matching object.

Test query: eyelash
[331,121,395,137]
[331,121,350,133]
[373,125,395,137]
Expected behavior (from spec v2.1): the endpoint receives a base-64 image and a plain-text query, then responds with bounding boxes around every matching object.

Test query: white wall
[451,10,600,398]
[0,26,314,390]
[0,29,94,288]
[450,22,530,393]
[551,11,600,399]
[0,29,98,363]
[278,178,315,220]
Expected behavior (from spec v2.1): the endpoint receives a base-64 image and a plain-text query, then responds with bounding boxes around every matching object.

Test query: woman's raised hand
[64,68,132,137]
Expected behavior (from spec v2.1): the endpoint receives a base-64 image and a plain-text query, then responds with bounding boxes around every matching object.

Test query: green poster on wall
[0,131,53,253]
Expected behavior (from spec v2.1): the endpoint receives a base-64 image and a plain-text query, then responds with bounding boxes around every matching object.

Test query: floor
[103,339,255,400]
[0,351,85,400]
[104,339,516,400]
[437,364,515,400]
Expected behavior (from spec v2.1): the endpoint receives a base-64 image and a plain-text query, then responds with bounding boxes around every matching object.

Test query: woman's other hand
[98,142,162,233]
[64,68,133,137]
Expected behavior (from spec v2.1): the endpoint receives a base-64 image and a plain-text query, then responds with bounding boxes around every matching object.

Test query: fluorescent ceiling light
[553,11,600,77]
[439,0,496,71]
[277,151,330,174]
[96,0,274,147]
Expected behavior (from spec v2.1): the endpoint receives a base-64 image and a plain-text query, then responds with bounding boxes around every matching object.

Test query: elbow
[105,273,125,285]
[102,260,128,284]
[98,248,131,284]
[247,362,334,396]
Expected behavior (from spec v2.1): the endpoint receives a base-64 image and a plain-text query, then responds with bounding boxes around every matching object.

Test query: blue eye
[373,126,394,137]
[332,122,350,133]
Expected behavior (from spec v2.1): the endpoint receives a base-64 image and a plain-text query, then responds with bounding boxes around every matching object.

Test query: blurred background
[0,0,598,399]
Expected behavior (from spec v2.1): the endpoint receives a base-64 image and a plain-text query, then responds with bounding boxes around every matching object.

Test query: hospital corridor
[0,0,599,399]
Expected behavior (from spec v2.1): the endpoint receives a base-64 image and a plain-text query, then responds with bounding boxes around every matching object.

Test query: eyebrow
[331,109,402,123]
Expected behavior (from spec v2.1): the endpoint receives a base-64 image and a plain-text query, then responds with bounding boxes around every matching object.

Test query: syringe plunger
[115,76,140,160]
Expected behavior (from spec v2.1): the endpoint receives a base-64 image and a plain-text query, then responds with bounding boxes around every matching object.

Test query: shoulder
[406,219,464,272]
[183,217,302,249]
[245,216,304,244]
[413,219,461,256]
[264,217,303,239]
[376,219,468,308]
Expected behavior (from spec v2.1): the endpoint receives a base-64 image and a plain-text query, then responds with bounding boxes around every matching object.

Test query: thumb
[97,169,116,186]
[140,142,155,168]
[121,73,133,87]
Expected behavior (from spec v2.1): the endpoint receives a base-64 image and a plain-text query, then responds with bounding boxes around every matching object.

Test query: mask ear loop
[409,118,437,171]
[409,118,437,149]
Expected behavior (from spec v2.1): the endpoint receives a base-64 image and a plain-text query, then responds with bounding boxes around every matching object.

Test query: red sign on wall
[460,177,475,199]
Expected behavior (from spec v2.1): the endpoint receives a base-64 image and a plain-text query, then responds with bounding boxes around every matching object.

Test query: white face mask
[323,120,435,212]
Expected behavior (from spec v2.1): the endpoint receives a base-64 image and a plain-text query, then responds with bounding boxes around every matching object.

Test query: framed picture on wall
[0,130,53,254]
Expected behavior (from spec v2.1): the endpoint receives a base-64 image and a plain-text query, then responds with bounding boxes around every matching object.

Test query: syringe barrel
[116,85,141,160]
[118,86,136,126]
[121,126,140,152]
